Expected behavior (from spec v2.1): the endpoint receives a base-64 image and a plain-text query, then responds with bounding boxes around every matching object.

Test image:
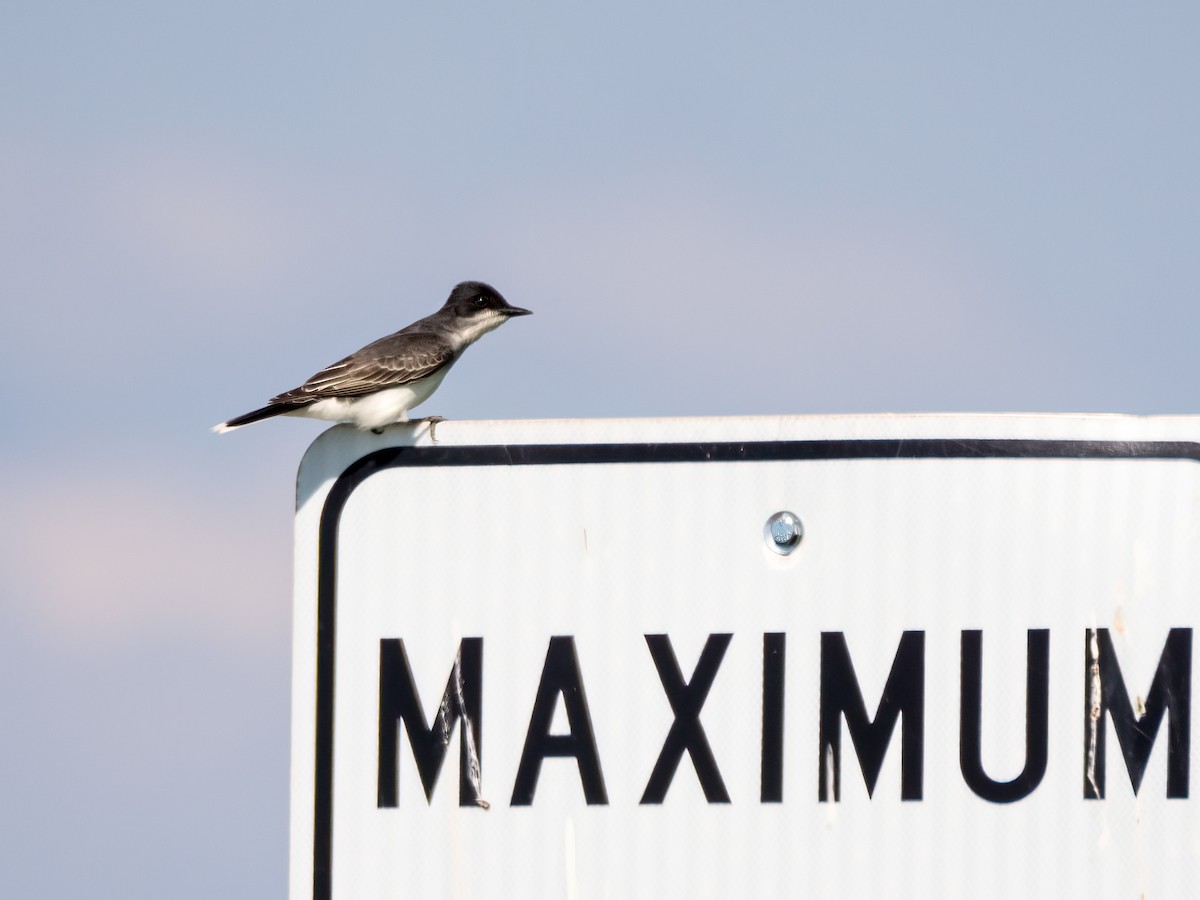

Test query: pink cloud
[1,468,293,650]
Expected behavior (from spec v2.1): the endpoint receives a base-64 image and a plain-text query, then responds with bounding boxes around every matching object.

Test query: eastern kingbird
[213,281,531,434]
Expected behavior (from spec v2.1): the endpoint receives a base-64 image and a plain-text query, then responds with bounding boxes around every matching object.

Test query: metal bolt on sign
[764,511,803,555]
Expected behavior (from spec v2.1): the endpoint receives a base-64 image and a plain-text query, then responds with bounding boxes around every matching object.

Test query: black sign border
[309,437,1200,899]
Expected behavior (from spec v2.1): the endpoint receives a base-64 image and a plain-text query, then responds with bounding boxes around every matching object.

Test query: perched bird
[213,280,531,434]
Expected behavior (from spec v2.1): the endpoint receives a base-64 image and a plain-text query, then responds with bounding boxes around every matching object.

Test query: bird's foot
[370,427,385,435]
[421,416,446,443]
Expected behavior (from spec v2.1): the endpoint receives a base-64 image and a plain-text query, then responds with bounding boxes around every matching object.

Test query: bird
[213,280,531,435]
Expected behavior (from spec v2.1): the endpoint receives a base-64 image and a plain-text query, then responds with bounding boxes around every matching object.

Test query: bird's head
[445,281,532,321]
[440,281,532,347]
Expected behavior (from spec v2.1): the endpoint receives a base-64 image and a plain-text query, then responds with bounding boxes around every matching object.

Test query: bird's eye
[473,296,488,307]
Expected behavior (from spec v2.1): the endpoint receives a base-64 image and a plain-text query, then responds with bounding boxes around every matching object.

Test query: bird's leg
[421,416,446,443]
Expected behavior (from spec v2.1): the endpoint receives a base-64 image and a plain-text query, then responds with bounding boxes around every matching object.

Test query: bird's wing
[271,331,455,402]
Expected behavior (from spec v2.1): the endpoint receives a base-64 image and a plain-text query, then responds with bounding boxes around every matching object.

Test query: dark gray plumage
[214,281,530,433]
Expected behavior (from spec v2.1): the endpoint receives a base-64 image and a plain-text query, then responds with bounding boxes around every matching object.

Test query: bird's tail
[212,401,308,434]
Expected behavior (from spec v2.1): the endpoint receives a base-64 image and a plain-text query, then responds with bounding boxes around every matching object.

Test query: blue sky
[2,2,1198,896]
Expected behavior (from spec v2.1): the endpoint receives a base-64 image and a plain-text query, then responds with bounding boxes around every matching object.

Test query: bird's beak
[503,306,533,317]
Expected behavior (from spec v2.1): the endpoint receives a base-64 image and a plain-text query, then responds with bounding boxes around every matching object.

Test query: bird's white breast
[291,368,450,430]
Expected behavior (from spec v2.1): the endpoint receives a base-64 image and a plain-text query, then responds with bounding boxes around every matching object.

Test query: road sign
[290,415,1200,899]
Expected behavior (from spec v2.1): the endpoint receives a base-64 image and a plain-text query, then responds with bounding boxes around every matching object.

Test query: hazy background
[2,2,1197,896]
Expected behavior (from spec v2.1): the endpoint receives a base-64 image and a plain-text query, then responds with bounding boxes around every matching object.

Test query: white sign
[290,415,1200,900]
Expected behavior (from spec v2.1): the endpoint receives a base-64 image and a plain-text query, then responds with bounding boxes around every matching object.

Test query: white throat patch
[450,310,507,350]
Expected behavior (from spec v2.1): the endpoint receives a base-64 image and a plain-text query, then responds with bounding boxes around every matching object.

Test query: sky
[2,2,1199,897]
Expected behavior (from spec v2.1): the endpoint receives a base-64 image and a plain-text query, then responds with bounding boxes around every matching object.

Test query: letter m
[819,631,925,801]
[1085,628,1191,799]
[377,638,483,807]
